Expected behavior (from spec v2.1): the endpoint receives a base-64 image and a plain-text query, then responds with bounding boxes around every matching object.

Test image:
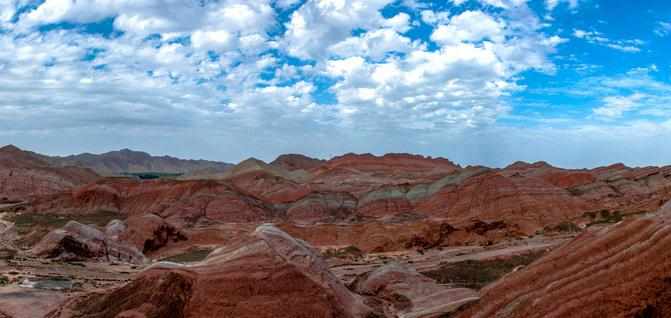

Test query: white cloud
[573,29,643,53]
[9,0,650,169]
[18,0,275,41]
[0,1,17,28]
[381,12,411,33]
[282,0,394,60]
[420,10,450,25]
[545,0,579,10]
[593,93,646,118]
[431,11,505,45]
[655,21,671,37]
[274,0,303,9]
[329,28,414,61]
[478,0,529,9]
[192,30,235,51]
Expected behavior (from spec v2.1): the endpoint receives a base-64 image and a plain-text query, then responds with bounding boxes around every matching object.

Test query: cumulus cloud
[328,28,415,61]
[431,11,505,45]
[10,0,665,168]
[282,0,394,60]
[0,0,565,137]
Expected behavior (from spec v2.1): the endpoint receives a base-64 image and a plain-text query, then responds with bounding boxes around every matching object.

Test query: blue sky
[0,0,670,167]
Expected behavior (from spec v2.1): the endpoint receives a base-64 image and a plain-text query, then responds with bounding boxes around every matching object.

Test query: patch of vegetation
[161,248,213,263]
[545,221,581,233]
[588,210,653,227]
[322,245,364,259]
[121,172,183,180]
[6,210,120,235]
[567,187,585,196]
[583,211,597,219]
[422,251,546,290]
[0,275,8,286]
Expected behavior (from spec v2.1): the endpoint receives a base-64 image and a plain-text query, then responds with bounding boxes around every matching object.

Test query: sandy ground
[0,232,574,317]
[0,257,139,318]
[329,234,574,284]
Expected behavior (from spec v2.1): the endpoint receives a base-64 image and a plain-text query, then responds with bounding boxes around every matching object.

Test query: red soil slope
[458,202,671,318]
[0,145,98,201]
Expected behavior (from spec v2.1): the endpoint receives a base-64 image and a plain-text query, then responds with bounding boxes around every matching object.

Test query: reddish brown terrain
[456,202,671,318]
[42,149,233,176]
[0,145,98,202]
[2,144,671,318]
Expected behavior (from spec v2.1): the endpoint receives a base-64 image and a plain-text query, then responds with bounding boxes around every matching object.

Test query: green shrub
[161,248,213,263]
[423,251,545,290]
[555,221,581,233]
[0,275,9,286]
[323,245,364,259]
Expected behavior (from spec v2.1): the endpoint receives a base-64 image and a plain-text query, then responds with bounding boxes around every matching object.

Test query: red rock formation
[32,221,146,264]
[310,153,460,196]
[49,225,377,318]
[271,153,326,171]
[280,219,510,253]
[29,179,273,225]
[0,145,98,201]
[227,169,311,203]
[457,202,671,318]
[16,148,671,255]
[118,214,187,254]
[416,170,590,234]
[351,263,479,317]
[285,191,358,224]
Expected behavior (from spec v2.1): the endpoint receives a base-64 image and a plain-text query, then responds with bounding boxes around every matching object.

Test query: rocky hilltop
[0,145,98,201]
[42,148,233,176]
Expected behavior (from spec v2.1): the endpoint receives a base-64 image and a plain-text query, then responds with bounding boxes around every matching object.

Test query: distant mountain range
[37,148,233,176]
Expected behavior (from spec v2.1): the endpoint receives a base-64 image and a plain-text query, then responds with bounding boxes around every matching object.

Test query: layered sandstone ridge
[458,201,671,318]
[7,145,671,255]
[351,262,479,317]
[48,225,376,318]
[32,221,147,264]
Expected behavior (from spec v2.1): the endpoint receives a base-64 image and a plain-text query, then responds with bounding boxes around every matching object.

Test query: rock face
[28,179,274,225]
[44,148,233,176]
[457,202,671,318]
[0,221,18,259]
[0,145,99,201]
[32,221,146,264]
[0,220,18,259]
[416,162,671,235]
[118,214,187,254]
[351,263,479,318]
[49,225,377,318]
[310,153,461,196]
[271,153,326,171]
[0,219,17,243]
